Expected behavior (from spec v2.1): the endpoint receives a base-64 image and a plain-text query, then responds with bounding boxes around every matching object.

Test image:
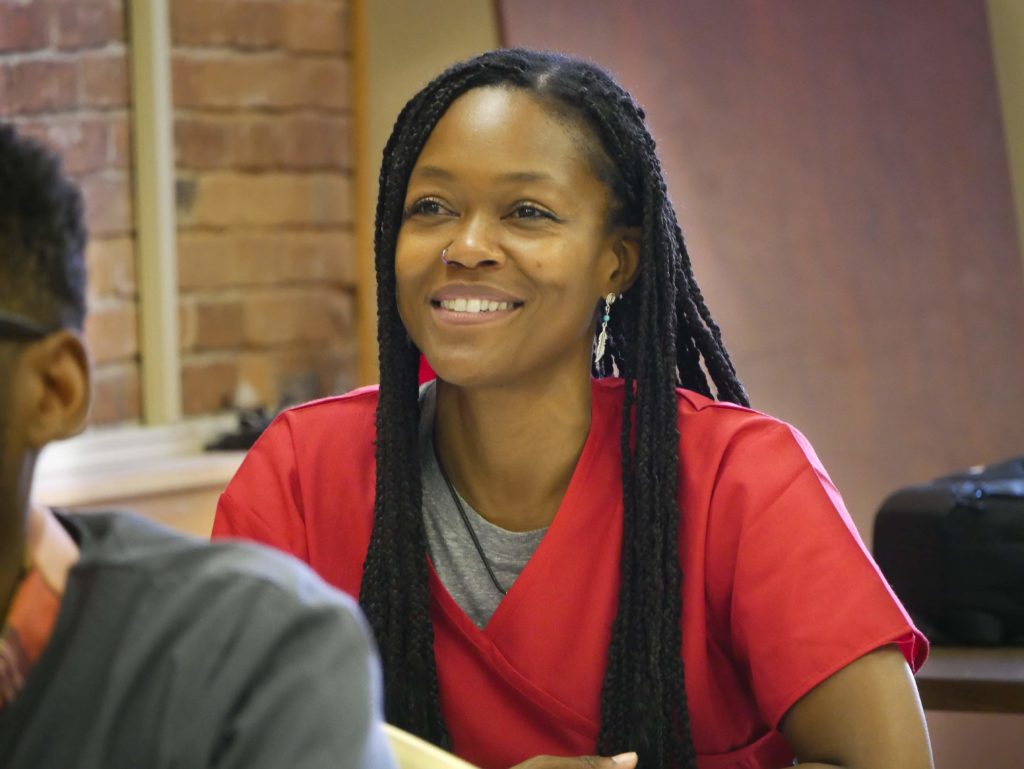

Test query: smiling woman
[213,49,933,769]
[396,87,633,393]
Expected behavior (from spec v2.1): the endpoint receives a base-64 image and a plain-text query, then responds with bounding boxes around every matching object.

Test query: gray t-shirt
[0,511,395,769]
[420,383,547,628]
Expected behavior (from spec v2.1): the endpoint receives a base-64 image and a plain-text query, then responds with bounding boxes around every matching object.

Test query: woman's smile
[431,302,520,325]
[429,283,525,325]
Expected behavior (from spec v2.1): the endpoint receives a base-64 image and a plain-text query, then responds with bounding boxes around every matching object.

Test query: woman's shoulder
[592,376,790,442]
[674,387,818,478]
[592,377,817,489]
[284,383,380,415]
[276,384,380,428]
[254,385,382,461]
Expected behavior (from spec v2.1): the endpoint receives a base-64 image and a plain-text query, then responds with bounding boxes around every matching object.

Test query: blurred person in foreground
[0,123,395,769]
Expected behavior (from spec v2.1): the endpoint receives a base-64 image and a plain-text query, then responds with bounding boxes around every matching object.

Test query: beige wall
[989,0,1024,276]
[352,0,499,382]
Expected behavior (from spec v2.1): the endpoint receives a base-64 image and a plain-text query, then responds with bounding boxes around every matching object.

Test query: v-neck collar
[425,380,627,757]
[425,379,619,636]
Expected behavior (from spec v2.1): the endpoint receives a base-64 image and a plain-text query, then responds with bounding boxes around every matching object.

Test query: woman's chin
[428,365,500,391]
[424,341,594,392]
[423,351,511,390]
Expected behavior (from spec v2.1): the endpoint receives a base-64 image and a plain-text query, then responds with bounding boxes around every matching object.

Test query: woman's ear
[609,226,642,294]
[24,330,91,449]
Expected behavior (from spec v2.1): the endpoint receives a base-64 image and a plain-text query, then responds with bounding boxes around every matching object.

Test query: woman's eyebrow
[413,165,456,180]
[412,165,555,184]
[494,171,555,184]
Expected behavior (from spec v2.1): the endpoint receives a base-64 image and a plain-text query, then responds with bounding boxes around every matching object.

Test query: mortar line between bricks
[171,45,351,61]
[178,285,358,298]
[177,351,240,365]
[175,165,354,174]
[176,225,355,234]
[88,295,140,311]
[87,294,141,306]
[171,105,352,117]
[6,108,132,120]
[176,224,356,234]
[92,359,141,375]
[0,45,129,64]
[174,170,353,177]
[4,107,132,121]
[174,106,353,117]
[182,343,355,364]
[74,167,133,179]
[180,285,356,301]
[174,172,354,182]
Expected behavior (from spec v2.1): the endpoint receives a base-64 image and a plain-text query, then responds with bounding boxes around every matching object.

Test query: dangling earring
[594,293,616,365]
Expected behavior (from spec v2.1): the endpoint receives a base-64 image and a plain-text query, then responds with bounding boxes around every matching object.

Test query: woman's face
[395,86,634,389]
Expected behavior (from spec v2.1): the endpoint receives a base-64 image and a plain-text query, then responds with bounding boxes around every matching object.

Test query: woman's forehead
[411,87,599,184]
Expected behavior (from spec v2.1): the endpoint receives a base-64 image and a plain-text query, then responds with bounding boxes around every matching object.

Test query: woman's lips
[430,299,521,325]
[430,284,525,304]
[429,284,524,325]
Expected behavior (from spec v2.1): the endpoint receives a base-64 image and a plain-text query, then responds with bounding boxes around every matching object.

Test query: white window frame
[130,0,182,425]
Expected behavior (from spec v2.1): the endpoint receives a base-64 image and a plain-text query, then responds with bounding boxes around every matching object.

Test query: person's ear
[23,330,91,449]
[607,226,641,294]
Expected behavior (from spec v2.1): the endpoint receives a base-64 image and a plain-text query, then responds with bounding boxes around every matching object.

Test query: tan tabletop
[916,647,1024,713]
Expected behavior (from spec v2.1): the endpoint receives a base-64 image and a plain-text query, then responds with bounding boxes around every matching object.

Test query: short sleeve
[709,418,927,728]
[213,413,309,561]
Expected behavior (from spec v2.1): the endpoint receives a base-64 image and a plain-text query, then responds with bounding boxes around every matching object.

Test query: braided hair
[359,49,748,769]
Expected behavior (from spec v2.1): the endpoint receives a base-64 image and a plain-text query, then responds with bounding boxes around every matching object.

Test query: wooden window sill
[33,416,246,536]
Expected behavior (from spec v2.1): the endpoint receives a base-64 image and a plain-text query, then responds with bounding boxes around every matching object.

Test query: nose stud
[441,246,451,264]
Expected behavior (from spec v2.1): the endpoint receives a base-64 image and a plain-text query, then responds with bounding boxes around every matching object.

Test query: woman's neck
[433,370,594,532]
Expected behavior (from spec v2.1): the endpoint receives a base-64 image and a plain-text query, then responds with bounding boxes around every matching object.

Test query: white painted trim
[128,0,182,424]
[33,416,244,508]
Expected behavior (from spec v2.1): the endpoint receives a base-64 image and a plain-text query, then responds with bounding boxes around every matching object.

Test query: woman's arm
[780,646,933,768]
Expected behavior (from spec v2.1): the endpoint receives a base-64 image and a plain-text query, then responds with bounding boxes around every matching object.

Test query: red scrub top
[213,379,926,769]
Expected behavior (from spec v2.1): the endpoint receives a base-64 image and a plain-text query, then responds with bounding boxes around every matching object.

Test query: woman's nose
[442,215,503,268]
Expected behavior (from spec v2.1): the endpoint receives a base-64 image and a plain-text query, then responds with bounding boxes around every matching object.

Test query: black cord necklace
[433,439,508,597]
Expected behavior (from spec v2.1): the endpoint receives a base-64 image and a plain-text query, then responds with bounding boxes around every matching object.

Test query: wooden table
[916,647,1024,713]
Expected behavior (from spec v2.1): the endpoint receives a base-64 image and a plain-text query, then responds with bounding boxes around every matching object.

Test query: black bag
[873,457,1024,646]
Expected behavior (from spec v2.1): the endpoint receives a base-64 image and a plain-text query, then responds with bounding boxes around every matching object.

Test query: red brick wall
[0,0,140,425]
[171,0,357,416]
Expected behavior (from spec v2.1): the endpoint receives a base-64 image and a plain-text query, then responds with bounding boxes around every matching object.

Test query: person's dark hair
[361,49,748,769]
[0,123,87,331]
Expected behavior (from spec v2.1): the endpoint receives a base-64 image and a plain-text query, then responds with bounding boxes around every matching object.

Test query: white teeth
[439,299,514,313]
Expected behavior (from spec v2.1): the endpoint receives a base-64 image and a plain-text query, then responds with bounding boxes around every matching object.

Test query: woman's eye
[405,198,448,218]
[509,203,556,221]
